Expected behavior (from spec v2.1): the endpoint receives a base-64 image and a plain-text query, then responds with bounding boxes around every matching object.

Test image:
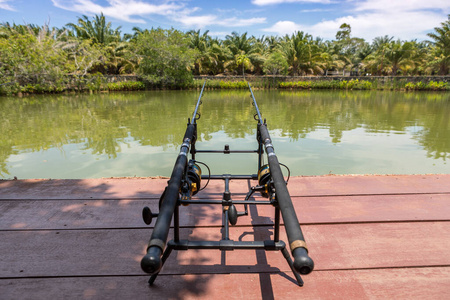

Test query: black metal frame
[141,82,313,287]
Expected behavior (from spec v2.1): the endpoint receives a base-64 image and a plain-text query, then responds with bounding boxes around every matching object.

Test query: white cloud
[353,0,450,12]
[176,14,266,28]
[263,0,449,40]
[311,11,444,40]
[0,0,14,11]
[51,0,266,29]
[208,31,230,37]
[252,0,332,5]
[51,0,184,23]
[176,14,217,28]
[219,17,266,27]
[263,21,300,36]
[300,8,332,13]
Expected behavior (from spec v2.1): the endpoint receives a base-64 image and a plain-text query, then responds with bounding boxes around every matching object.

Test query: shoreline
[2,75,450,96]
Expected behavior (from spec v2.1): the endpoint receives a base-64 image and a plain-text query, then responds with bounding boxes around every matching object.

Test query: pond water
[1,89,449,179]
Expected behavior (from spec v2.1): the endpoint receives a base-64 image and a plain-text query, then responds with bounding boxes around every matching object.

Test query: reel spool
[187,160,202,196]
[180,161,202,204]
[257,164,271,198]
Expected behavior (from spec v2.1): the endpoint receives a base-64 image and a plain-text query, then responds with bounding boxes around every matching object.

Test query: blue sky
[1,0,449,41]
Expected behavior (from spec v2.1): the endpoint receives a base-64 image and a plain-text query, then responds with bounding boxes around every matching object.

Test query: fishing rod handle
[258,123,314,274]
[141,124,195,274]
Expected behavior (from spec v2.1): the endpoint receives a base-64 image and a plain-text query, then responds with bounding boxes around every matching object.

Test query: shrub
[107,81,145,91]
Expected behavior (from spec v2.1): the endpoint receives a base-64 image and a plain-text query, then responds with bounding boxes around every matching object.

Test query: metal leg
[148,246,174,285]
[274,207,280,243]
[222,176,231,239]
[223,210,230,240]
[174,205,180,242]
[281,247,304,287]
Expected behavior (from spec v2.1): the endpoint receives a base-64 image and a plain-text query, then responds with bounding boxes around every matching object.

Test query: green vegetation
[279,79,449,91]
[404,81,449,91]
[131,28,196,88]
[191,78,449,91]
[1,14,449,95]
[192,80,250,89]
[107,81,145,91]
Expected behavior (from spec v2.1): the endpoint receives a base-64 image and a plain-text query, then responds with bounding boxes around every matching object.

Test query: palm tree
[65,13,122,45]
[314,40,345,76]
[249,36,267,75]
[427,15,450,75]
[223,32,261,75]
[355,43,373,75]
[372,35,394,51]
[363,36,394,75]
[224,32,252,55]
[405,40,429,75]
[264,35,281,52]
[186,30,233,75]
[65,14,132,74]
[278,32,306,75]
[206,38,230,75]
[278,31,324,75]
[187,30,211,75]
[384,40,413,75]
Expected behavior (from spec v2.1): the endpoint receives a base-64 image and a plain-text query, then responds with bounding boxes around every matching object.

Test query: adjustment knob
[228,204,238,226]
[142,206,153,225]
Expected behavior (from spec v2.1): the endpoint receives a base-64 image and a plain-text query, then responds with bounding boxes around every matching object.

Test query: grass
[404,81,449,91]
[279,79,450,91]
[3,76,449,96]
[107,81,146,91]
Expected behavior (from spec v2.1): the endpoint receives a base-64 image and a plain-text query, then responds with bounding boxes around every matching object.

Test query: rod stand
[148,239,304,287]
[142,84,313,289]
[147,175,304,287]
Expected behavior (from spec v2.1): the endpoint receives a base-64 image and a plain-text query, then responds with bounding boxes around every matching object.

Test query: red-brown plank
[1,222,449,278]
[2,174,449,300]
[0,199,222,230]
[293,193,450,224]
[1,194,448,230]
[1,268,449,300]
[285,174,450,196]
[1,174,449,200]
[152,222,450,274]
[0,178,168,200]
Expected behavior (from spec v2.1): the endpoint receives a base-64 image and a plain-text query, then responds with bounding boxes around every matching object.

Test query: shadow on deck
[1,175,449,299]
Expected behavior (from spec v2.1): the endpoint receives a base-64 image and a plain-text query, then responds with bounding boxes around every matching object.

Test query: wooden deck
[1,174,449,299]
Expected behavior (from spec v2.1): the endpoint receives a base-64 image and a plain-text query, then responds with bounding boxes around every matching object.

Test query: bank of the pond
[192,76,450,91]
[0,75,146,96]
[2,75,450,96]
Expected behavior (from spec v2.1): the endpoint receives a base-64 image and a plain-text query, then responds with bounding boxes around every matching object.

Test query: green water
[1,90,449,179]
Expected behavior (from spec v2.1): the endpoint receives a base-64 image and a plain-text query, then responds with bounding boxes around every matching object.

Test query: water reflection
[0,90,449,178]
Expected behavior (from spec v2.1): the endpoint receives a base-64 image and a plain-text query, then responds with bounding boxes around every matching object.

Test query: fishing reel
[245,163,290,203]
[142,160,202,225]
[257,164,273,198]
[243,164,274,203]
[180,160,202,202]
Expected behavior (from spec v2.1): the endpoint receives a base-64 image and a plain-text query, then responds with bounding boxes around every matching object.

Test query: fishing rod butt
[141,246,163,275]
[292,247,314,275]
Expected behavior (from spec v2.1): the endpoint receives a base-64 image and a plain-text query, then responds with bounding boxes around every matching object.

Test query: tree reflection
[412,98,450,160]
[0,90,449,177]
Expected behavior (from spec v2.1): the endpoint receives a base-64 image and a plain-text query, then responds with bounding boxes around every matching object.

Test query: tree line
[0,13,449,92]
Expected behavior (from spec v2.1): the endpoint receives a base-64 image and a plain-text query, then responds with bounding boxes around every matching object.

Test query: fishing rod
[140,81,313,287]
[248,82,314,276]
[141,81,206,275]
